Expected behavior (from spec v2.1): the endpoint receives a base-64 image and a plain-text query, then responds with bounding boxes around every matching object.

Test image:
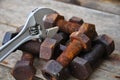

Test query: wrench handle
[0,30,31,61]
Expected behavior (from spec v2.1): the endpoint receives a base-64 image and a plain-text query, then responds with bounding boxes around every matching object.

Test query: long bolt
[45,13,84,34]
[56,23,97,67]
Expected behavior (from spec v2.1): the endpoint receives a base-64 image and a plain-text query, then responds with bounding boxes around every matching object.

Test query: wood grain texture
[0,0,120,80]
[56,0,120,15]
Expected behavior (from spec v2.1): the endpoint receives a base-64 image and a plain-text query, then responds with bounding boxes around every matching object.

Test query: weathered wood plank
[56,0,120,15]
[89,68,120,80]
[0,0,120,80]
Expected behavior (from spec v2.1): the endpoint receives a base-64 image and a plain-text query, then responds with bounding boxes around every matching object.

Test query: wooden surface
[0,0,120,80]
[56,0,120,15]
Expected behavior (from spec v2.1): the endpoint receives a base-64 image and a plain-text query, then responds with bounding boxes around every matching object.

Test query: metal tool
[0,7,59,61]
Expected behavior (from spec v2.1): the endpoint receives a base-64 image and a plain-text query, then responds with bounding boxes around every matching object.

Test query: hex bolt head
[40,38,57,60]
[78,23,98,40]
[44,13,64,29]
[12,60,36,80]
[42,60,63,80]
[95,34,115,56]
[70,33,91,51]
[69,57,92,80]
[12,52,36,80]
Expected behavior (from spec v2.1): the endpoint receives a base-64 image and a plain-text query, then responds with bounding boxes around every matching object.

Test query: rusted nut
[12,52,36,80]
[40,31,69,60]
[42,60,63,80]
[69,16,84,25]
[69,57,92,80]
[40,38,57,60]
[70,23,98,41]
[95,34,115,56]
[69,34,115,80]
[44,13,84,34]
[2,31,17,45]
[42,22,99,79]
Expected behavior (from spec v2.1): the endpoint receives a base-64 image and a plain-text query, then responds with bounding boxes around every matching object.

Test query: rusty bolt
[44,13,84,34]
[83,34,115,69]
[69,34,115,80]
[12,52,36,80]
[40,38,57,60]
[69,16,84,25]
[42,23,98,79]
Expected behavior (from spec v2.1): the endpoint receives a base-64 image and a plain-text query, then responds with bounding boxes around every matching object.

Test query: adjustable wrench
[0,8,59,61]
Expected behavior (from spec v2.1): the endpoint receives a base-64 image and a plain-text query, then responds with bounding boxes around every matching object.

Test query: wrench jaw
[33,8,57,38]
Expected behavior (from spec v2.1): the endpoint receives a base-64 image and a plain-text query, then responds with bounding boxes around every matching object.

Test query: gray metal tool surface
[0,8,59,61]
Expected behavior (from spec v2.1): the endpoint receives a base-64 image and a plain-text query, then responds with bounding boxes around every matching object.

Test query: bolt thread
[57,20,80,34]
[57,39,82,67]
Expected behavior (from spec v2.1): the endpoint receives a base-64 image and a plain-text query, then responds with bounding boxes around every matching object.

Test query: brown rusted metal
[42,22,99,80]
[69,34,115,80]
[57,39,83,67]
[40,38,57,60]
[56,23,99,67]
[52,32,69,45]
[69,57,93,80]
[12,52,36,80]
[18,41,41,56]
[44,13,84,34]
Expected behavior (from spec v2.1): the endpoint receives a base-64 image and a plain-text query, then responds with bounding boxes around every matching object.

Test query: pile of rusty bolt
[2,13,115,80]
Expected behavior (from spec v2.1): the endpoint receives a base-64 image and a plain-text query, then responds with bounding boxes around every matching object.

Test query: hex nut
[40,38,57,60]
[79,23,98,40]
[69,57,92,80]
[44,13,64,28]
[42,60,63,80]
[12,60,36,80]
[95,34,115,56]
